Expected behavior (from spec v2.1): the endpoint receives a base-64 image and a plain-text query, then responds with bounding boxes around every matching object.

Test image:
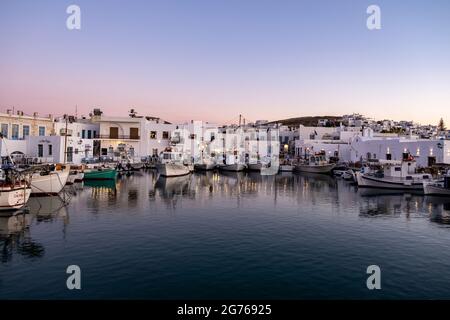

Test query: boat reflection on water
[358,187,423,197]
[84,179,118,199]
[0,212,45,263]
[155,175,192,197]
[27,196,68,223]
[0,212,31,236]
[424,196,450,225]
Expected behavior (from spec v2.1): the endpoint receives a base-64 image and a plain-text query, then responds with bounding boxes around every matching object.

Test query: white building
[295,125,361,161]
[349,135,450,167]
[91,110,177,158]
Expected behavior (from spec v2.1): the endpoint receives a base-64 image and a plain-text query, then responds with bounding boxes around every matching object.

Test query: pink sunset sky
[1,0,449,125]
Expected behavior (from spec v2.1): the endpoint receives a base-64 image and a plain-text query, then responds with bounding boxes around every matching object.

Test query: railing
[95,134,140,140]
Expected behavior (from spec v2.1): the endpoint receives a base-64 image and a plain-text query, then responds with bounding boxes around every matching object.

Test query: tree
[438,118,446,132]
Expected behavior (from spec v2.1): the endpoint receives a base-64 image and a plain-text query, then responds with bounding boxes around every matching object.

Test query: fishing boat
[156,148,191,177]
[84,167,117,180]
[218,163,246,172]
[342,169,356,182]
[217,154,246,172]
[295,155,336,174]
[0,165,31,211]
[279,164,294,172]
[333,165,348,177]
[423,170,450,196]
[194,162,216,171]
[67,166,85,185]
[356,159,431,190]
[30,164,70,195]
[194,157,216,171]
[279,159,294,172]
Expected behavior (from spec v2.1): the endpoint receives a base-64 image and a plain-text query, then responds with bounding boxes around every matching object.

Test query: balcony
[96,134,140,140]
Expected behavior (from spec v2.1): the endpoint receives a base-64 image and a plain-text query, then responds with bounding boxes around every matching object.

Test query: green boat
[83,168,117,180]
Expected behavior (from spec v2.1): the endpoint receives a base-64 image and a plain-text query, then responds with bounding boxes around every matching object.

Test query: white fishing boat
[0,167,31,211]
[218,163,246,172]
[295,155,336,174]
[423,170,450,196]
[156,148,191,177]
[333,165,348,177]
[30,165,70,195]
[0,136,32,210]
[356,159,431,190]
[247,163,262,171]
[279,164,294,172]
[342,169,356,182]
[67,172,84,184]
[67,166,85,185]
[279,159,294,172]
[217,154,246,172]
[194,160,216,171]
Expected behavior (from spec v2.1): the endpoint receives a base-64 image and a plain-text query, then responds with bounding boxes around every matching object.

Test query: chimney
[33,112,39,117]
[17,110,24,116]
[7,109,12,115]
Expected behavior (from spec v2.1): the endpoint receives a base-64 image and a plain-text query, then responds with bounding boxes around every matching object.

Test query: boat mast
[63,114,68,164]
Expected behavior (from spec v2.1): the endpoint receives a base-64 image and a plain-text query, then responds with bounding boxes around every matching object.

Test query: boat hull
[424,183,450,196]
[156,163,190,177]
[356,173,424,190]
[0,186,31,210]
[218,164,246,172]
[295,163,336,174]
[247,163,262,171]
[131,163,144,171]
[84,169,117,180]
[279,165,294,172]
[31,168,70,195]
[194,163,216,171]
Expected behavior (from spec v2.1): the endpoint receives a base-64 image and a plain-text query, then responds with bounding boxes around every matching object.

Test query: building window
[130,128,139,139]
[109,127,119,139]
[87,130,92,139]
[11,124,19,140]
[82,130,86,139]
[23,125,30,138]
[38,126,45,136]
[67,147,73,162]
[152,148,158,156]
[150,131,157,139]
[162,131,169,139]
[48,144,53,156]
[38,144,43,157]
[93,130,97,138]
[1,124,8,138]
[101,148,108,156]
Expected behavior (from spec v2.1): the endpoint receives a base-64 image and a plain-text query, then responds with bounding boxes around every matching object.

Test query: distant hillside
[269,116,343,127]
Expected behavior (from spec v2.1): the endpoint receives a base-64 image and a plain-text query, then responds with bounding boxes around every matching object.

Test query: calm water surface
[1,170,450,299]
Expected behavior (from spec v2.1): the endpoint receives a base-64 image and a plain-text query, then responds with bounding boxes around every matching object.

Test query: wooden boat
[295,155,336,174]
[0,167,31,211]
[218,163,246,172]
[156,148,191,177]
[356,160,431,190]
[31,165,70,195]
[424,171,450,196]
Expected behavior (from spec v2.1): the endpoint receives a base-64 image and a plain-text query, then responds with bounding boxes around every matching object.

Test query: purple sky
[1,0,449,125]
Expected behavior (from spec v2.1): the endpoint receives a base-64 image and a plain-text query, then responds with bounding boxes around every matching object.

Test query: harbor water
[1,170,450,299]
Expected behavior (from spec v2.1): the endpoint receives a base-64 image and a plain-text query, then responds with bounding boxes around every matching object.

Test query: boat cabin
[379,160,431,180]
